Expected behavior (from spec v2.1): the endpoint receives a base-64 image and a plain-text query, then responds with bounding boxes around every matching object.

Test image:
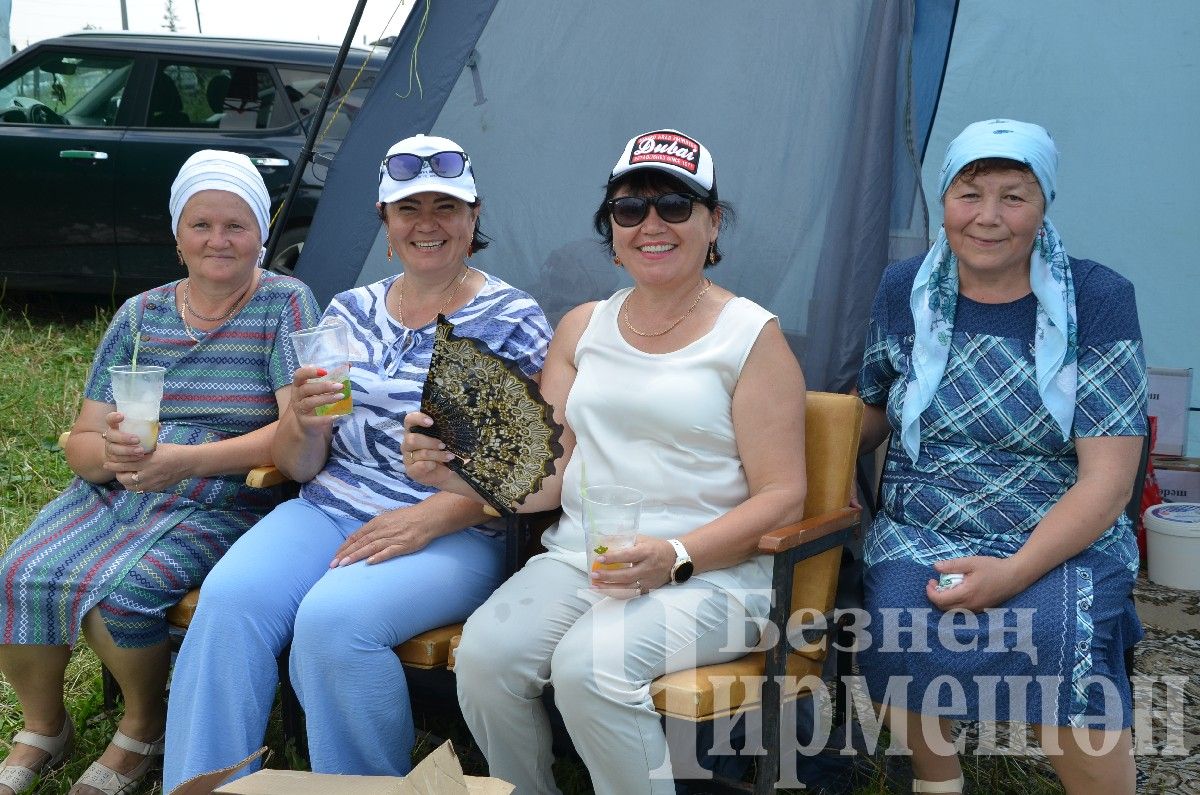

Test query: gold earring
[387,241,393,261]
[707,243,716,265]
[613,255,622,267]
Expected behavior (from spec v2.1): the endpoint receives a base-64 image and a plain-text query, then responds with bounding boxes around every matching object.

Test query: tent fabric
[296,0,957,393]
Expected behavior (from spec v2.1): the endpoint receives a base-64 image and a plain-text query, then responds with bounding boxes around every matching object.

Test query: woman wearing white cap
[0,150,320,795]
[403,129,808,794]
[162,134,553,789]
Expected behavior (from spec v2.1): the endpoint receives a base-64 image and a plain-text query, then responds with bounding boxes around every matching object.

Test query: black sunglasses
[607,193,700,227]
[380,151,468,183]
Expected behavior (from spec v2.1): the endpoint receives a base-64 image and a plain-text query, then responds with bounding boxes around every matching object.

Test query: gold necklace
[622,278,712,338]
[396,266,470,328]
[182,277,253,322]
[180,274,257,342]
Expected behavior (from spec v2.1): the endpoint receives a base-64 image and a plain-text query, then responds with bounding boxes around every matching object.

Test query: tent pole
[263,0,370,271]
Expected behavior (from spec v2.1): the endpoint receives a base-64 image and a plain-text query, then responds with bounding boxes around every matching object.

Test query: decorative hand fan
[412,316,564,515]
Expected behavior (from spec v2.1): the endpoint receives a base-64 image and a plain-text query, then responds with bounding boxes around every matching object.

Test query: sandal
[0,715,75,794]
[70,730,164,795]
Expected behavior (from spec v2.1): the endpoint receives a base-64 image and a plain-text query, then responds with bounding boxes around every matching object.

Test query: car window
[148,61,277,129]
[0,50,134,127]
[277,66,376,141]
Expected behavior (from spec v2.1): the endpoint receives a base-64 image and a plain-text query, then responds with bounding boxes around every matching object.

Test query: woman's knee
[549,629,640,709]
[455,617,535,697]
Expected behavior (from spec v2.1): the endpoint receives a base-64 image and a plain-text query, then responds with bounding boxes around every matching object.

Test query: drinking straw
[131,331,142,369]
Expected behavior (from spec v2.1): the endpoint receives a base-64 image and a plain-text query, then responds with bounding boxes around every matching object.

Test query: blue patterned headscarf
[900,119,1077,463]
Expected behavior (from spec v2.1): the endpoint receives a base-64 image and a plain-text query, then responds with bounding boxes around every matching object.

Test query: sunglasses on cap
[607,193,701,228]
[380,151,468,183]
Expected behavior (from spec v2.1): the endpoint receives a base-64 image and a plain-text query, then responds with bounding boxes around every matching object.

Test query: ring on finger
[635,579,643,594]
[101,430,109,441]
[131,472,140,485]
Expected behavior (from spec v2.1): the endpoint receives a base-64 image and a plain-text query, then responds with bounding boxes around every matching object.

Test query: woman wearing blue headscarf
[855,119,1145,793]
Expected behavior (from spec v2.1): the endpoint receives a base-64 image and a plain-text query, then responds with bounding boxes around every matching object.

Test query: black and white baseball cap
[608,129,715,199]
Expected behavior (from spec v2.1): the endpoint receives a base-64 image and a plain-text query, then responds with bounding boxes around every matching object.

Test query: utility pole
[120,0,128,29]
[194,0,202,32]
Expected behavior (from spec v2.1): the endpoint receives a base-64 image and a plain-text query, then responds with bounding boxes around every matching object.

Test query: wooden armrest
[246,465,289,489]
[757,507,860,554]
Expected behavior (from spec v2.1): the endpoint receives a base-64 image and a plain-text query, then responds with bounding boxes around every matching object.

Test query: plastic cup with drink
[289,321,352,416]
[108,364,167,452]
[583,485,643,574]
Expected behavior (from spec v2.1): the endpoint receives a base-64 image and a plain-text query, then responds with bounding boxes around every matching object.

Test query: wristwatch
[667,538,694,584]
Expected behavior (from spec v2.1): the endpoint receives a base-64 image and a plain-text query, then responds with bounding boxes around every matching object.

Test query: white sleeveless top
[537,287,777,616]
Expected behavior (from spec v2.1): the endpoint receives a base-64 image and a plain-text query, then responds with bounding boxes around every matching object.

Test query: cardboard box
[1155,456,1200,503]
[1148,367,1193,457]
[169,742,513,795]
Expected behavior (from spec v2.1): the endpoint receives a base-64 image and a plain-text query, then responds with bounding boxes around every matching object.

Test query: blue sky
[8,0,413,50]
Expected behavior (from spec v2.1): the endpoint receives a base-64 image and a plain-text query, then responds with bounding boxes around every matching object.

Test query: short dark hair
[377,198,491,253]
[592,171,734,267]
[951,157,1038,189]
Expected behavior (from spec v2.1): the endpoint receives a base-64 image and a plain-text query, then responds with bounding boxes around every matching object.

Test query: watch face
[672,560,694,584]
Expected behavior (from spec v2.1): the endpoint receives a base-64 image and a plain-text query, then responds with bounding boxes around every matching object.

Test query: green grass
[0,291,1064,794]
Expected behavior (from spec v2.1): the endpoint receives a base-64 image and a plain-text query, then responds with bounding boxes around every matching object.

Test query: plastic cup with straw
[108,331,167,452]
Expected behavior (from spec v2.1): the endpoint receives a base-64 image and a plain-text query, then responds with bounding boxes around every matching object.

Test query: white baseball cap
[609,129,716,198]
[378,133,477,204]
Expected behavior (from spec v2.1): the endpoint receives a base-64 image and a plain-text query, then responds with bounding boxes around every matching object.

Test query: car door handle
[60,150,110,160]
[250,157,290,168]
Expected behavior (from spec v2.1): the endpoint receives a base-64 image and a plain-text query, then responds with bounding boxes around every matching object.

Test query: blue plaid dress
[857,255,1146,729]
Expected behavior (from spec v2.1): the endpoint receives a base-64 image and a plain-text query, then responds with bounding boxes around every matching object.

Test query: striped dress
[0,273,320,648]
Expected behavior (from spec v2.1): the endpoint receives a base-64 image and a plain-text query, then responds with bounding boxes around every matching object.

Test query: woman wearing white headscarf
[0,150,319,795]
[856,120,1145,793]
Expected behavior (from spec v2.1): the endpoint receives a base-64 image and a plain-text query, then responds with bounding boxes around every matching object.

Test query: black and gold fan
[412,316,563,515]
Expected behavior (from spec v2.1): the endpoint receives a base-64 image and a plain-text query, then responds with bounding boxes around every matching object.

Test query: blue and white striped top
[301,271,552,524]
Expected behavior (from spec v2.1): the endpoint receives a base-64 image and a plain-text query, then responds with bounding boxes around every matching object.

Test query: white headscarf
[169,150,271,264]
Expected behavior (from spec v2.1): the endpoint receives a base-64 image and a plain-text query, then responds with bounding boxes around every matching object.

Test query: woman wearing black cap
[404,129,808,794]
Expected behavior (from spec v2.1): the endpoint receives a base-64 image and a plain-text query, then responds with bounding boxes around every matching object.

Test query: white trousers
[455,556,759,795]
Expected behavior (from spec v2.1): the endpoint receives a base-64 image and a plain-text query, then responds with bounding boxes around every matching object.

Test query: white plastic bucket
[1143,503,1200,590]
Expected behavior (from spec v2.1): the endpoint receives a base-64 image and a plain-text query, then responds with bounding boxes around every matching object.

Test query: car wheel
[267,225,308,277]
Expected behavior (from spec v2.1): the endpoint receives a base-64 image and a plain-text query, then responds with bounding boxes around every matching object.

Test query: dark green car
[0,32,385,295]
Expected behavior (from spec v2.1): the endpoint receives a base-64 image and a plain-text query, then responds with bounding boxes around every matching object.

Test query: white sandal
[0,716,75,794]
[912,775,964,793]
[71,730,164,795]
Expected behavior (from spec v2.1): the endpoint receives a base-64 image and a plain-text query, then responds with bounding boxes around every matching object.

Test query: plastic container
[1143,503,1200,590]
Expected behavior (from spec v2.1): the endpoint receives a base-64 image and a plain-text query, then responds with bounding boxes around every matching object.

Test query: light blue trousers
[162,497,504,791]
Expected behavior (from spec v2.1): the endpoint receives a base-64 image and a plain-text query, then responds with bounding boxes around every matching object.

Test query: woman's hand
[330,505,439,567]
[101,414,193,492]
[925,556,1027,613]
[100,411,147,466]
[589,536,676,599]
[288,365,346,430]
[104,443,194,493]
[401,412,465,491]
